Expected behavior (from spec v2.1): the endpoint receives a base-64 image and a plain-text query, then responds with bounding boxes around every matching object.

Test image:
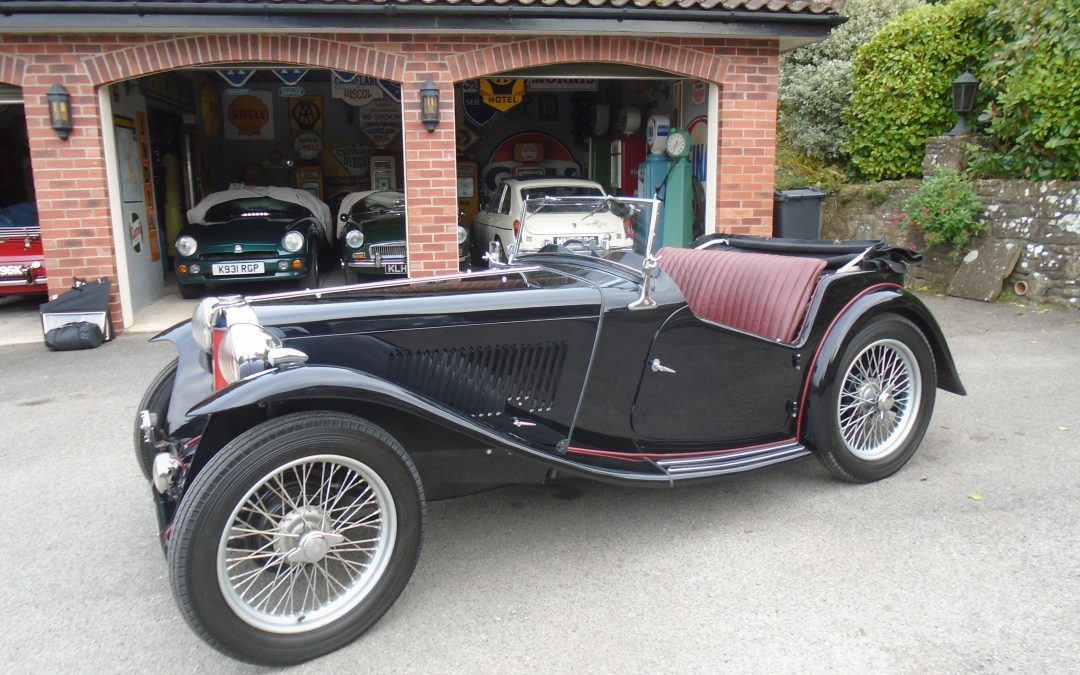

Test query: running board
[655,441,810,479]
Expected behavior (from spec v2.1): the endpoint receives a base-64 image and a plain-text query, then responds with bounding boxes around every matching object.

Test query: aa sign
[480,79,524,112]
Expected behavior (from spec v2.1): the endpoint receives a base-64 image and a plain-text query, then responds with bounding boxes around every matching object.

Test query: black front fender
[188,365,672,485]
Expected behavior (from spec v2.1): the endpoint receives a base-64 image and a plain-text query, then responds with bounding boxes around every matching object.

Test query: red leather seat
[658,246,826,343]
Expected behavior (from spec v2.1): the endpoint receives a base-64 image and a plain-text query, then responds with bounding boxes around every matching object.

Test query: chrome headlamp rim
[191,296,221,352]
[456,225,468,245]
[345,228,364,249]
[218,323,282,385]
[282,230,305,253]
[176,235,198,257]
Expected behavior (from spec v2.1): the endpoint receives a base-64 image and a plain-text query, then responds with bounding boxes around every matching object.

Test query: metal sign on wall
[357,98,401,148]
[462,80,496,127]
[332,76,402,107]
[526,78,598,92]
[288,96,323,135]
[480,78,525,112]
[224,91,274,140]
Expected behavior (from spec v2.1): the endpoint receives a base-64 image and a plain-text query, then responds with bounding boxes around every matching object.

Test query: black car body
[136,197,963,665]
[174,187,332,299]
[337,190,469,282]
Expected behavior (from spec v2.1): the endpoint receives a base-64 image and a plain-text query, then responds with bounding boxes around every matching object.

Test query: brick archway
[446,36,733,85]
[83,35,407,85]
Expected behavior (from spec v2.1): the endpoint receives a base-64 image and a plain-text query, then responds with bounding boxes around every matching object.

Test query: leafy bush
[779,0,924,161]
[972,0,1080,180]
[844,0,993,180]
[902,169,984,253]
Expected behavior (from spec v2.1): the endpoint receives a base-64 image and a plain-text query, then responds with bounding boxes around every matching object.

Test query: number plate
[383,263,407,274]
[553,236,599,246]
[0,264,24,277]
[211,262,265,276]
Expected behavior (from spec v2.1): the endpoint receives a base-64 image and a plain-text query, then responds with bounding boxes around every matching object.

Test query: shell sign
[225,91,274,140]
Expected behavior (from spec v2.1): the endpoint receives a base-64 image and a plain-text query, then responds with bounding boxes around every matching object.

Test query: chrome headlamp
[282,231,305,253]
[191,295,257,353]
[217,323,280,384]
[217,323,309,385]
[191,296,221,352]
[176,236,197,257]
[345,228,364,249]
[456,225,468,245]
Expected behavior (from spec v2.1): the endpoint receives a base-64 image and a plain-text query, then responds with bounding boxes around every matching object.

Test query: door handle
[650,358,676,374]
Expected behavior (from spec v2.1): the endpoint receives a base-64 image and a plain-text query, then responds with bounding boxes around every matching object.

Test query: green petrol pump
[636,125,694,250]
[660,127,693,248]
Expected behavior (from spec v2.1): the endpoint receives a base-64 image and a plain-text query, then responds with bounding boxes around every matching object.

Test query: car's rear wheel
[810,315,936,483]
[133,358,178,480]
[167,412,425,665]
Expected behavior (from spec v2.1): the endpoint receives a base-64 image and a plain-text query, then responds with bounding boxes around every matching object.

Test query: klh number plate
[211,262,265,276]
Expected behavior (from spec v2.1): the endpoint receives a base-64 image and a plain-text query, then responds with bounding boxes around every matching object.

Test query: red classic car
[0,202,47,296]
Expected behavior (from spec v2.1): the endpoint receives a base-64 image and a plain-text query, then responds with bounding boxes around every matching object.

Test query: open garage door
[0,87,48,301]
[101,67,405,320]
[456,66,717,260]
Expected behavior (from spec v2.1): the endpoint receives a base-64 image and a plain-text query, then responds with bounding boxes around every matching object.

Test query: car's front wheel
[167,411,425,665]
[810,315,936,483]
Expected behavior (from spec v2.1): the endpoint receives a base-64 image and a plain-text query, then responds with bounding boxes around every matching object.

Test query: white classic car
[472,177,635,259]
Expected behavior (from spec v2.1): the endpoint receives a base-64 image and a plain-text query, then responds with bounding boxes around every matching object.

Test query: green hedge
[844,0,993,180]
[971,0,1080,180]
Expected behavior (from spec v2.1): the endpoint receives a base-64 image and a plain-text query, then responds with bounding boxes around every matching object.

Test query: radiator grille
[387,342,567,416]
[369,243,407,260]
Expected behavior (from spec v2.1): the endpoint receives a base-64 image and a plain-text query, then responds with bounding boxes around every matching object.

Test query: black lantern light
[420,80,440,133]
[947,71,979,136]
[47,84,73,140]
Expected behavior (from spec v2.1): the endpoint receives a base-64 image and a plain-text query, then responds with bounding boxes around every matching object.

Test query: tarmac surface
[0,292,1077,673]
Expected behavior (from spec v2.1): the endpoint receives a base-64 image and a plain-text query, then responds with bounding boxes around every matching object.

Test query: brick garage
[0,1,843,333]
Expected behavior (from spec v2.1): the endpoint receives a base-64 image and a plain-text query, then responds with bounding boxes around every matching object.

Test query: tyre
[167,411,425,665]
[179,283,204,300]
[343,264,360,285]
[810,315,936,483]
[134,357,178,480]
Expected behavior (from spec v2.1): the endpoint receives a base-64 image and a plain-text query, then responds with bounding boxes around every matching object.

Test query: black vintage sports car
[136,197,964,665]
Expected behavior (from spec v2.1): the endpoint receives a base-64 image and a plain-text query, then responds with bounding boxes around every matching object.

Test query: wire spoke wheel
[811,315,936,483]
[168,412,424,665]
[836,339,921,461]
[218,454,397,634]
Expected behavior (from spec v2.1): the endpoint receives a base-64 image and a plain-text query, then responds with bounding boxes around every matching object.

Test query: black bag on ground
[44,321,105,351]
[39,277,113,350]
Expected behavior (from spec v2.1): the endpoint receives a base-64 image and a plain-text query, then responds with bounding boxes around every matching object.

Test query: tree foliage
[844,0,993,180]
[778,0,923,161]
[969,0,1080,180]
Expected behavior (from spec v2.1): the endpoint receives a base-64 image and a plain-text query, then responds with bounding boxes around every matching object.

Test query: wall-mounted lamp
[946,71,979,136]
[47,84,73,140]
[420,80,440,133]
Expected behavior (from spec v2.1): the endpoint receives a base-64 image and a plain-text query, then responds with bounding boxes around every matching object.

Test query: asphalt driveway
[0,294,1077,673]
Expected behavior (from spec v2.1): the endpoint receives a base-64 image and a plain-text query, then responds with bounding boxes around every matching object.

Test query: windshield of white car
[521,187,605,213]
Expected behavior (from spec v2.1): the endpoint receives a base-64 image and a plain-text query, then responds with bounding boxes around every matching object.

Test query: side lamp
[947,71,979,136]
[420,80,440,133]
[47,84,73,140]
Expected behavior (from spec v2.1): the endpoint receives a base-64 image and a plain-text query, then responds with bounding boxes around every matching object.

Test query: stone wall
[821,180,1080,308]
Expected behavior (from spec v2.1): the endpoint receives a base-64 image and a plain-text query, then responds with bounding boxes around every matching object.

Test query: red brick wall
[0,33,778,332]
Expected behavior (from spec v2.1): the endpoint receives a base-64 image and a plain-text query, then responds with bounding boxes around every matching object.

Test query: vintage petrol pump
[660,127,693,248]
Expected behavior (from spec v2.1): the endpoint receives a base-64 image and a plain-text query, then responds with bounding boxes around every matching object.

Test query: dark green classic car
[175,187,333,299]
[337,190,469,283]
